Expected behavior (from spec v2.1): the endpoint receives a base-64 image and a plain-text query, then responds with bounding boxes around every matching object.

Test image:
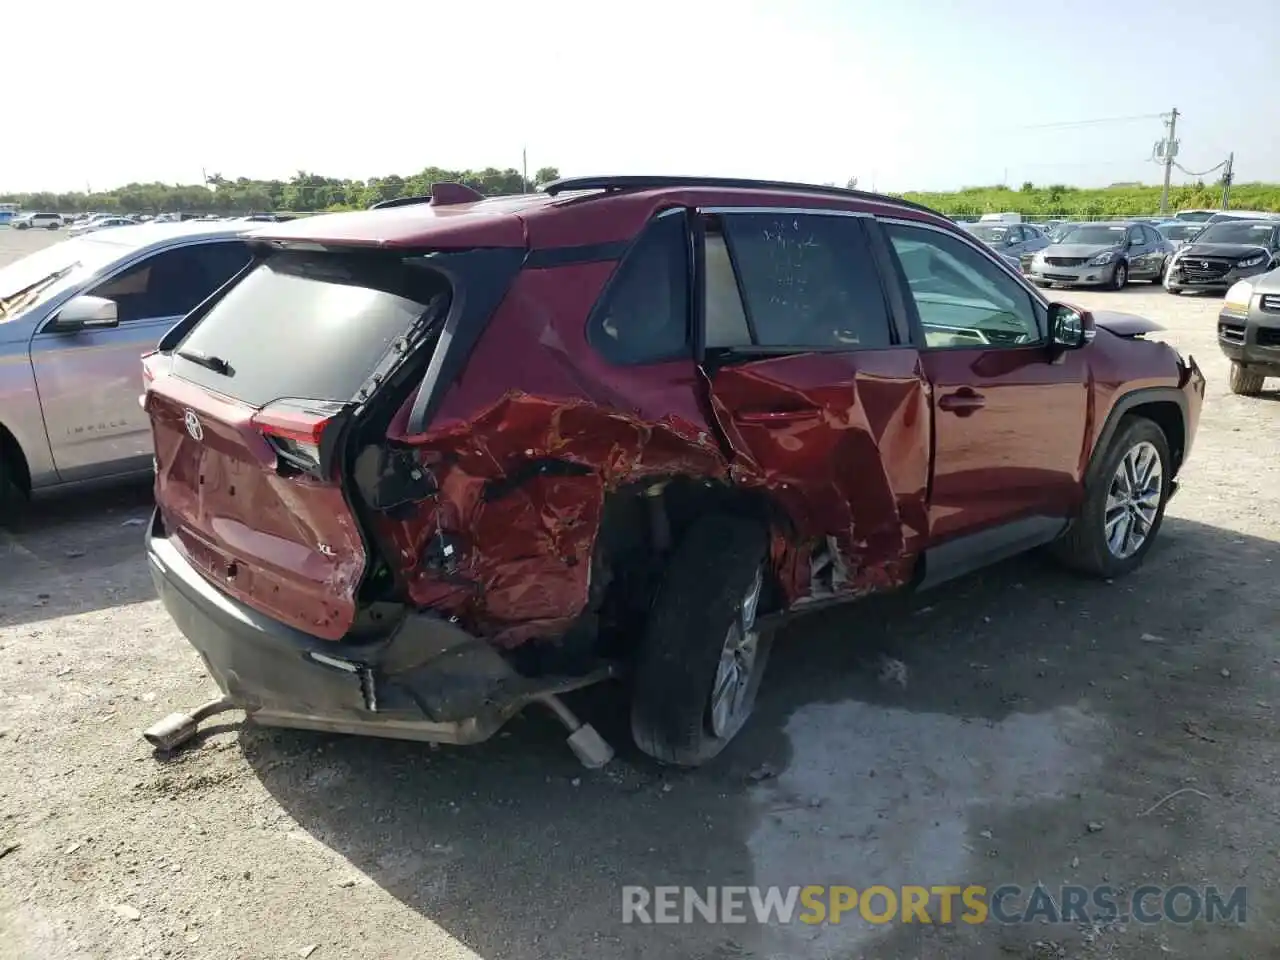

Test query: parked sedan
[1165,219,1280,294]
[1027,221,1171,290]
[0,222,255,513]
[68,216,136,237]
[964,221,1050,270]
[1155,220,1203,251]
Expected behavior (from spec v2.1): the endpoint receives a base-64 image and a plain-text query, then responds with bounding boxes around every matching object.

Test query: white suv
[12,212,63,230]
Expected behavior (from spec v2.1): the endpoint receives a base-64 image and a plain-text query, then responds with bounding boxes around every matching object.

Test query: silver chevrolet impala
[0,222,255,514]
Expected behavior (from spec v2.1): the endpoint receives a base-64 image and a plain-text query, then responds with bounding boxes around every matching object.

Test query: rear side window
[719,212,893,349]
[173,251,449,407]
[587,214,690,365]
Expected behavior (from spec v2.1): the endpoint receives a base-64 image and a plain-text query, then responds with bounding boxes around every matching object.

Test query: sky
[5,0,1279,194]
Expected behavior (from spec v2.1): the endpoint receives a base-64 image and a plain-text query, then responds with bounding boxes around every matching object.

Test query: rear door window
[717,212,894,349]
[172,250,449,407]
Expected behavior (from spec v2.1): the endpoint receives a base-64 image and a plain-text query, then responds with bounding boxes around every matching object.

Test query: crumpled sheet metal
[375,390,729,647]
[371,265,923,646]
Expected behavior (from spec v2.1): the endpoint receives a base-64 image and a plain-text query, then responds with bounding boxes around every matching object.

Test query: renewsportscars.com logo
[621,884,1247,926]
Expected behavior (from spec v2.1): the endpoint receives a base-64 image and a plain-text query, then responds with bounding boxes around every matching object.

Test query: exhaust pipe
[536,694,614,770]
[143,696,236,751]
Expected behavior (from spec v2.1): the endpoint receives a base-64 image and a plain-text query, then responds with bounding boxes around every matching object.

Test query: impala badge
[184,409,204,442]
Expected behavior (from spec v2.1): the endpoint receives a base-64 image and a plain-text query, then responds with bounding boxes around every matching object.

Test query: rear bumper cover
[146,511,611,744]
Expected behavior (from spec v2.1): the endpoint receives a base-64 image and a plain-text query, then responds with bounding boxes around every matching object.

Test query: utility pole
[1157,107,1179,216]
[522,147,528,193]
[1220,152,1234,210]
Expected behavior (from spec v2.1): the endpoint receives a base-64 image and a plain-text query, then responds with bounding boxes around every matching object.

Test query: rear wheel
[631,515,772,767]
[1150,258,1166,283]
[1229,361,1266,397]
[14,222,28,230]
[46,222,59,230]
[1051,417,1171,579]
[1110,260,1128,290]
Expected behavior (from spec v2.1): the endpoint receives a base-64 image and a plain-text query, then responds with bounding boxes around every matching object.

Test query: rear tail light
[251,399,347,477]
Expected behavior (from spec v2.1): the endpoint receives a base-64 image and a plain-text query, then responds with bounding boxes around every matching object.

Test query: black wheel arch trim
[1086,386,1188,485]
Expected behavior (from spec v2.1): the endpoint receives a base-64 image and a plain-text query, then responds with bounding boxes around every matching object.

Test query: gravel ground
[2,226,1279,960]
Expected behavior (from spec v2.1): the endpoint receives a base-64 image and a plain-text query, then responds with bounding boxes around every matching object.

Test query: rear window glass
[173,251,448,408]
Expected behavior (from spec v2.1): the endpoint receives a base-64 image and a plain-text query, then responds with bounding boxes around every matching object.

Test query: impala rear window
[172,250,450,408]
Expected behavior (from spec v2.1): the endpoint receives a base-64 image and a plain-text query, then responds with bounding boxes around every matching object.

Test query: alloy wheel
[1104,440,1162,559]
[708,566,763,738]
[1112,262,1127,290]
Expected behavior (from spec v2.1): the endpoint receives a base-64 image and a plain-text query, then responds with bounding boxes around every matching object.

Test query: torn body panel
[703,349,931,602]
[367,266,931,645]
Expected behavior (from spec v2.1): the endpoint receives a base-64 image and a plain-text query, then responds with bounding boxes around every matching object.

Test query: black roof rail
[539,175,941,217]
[369,182,487,211]
[370,195,431,210]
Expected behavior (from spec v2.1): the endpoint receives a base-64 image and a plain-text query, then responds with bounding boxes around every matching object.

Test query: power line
[1172,159,1227,178]
[1001,112,1164,132]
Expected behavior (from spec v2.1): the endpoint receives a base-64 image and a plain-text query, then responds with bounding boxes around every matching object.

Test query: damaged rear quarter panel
[374,263,729,646]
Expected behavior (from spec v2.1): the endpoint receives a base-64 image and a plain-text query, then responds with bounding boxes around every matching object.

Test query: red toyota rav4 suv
[141,177,1205,768]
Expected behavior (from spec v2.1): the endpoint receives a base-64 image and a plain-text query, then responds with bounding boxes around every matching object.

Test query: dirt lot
[2,225,1279,960]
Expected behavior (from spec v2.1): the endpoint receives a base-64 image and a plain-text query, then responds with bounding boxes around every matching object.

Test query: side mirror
[49,295,119,333]
[1049,303,1094,350]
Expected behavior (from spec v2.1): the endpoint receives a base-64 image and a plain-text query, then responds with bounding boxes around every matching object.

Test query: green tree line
[896,181,1280,218]
[0,166,562,216]
[5,169,1279,218]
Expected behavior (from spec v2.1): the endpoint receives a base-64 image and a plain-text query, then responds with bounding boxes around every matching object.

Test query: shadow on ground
[241,516,1279,960]
[0,479,156,628]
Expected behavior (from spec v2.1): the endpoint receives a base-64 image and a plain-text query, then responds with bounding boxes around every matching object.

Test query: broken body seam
[381,384,912,648]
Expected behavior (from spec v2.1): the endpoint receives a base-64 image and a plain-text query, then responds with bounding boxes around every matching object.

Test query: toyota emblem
[1200,261,1209,269]
[183,409,204,441]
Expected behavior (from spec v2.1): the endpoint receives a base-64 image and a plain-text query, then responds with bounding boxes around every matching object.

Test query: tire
[1110,260,1128,290]
[15,222,28,230]
[1165,284,1183,295]
[1150,258,1166,283]
[46,222,59,230]
[1051,417,1172,579]
[1229,361,1266,397]
[631,515,772,767]
[1031,279,1050,288]
[0,450,23,525]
